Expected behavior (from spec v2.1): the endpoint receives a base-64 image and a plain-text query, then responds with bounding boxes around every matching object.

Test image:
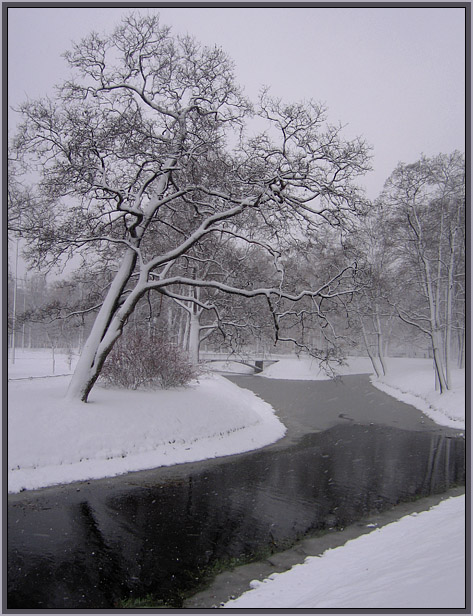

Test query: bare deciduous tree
[381,151,465,392]
[10,13,371,402]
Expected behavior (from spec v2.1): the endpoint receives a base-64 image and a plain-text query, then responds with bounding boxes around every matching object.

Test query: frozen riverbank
[8,352,464,493]
[8,370,285,494]
[223,493,465,609]
[263,355,465,430]
[8,350,466,609]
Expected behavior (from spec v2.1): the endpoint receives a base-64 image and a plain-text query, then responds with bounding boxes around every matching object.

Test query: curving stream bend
[7,374,465,609]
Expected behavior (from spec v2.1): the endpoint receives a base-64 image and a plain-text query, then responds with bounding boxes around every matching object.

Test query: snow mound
[8,373,286,493]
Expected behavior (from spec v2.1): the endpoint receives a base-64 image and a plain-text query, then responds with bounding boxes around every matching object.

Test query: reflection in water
[8,424,464,608]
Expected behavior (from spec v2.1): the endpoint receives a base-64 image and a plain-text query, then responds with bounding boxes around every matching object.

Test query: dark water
[8,422,464,609]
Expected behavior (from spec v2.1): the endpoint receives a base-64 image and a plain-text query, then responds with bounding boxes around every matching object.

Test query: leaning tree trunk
[66,162,176,402]
[66,248,138,402]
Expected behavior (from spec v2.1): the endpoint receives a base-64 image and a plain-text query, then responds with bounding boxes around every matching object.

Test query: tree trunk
[444,213,460,389]
[177,308,187,350]
[458,328,465,369]
[420,244,448,394]
[359,315,381,378]
[184,312,191,352]
[374,308,387,376]
[66,248,137,402]
[431,329,448,393]
[188,312,201,365]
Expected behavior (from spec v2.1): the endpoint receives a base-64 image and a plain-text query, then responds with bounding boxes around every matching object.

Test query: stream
[7,375,465,609]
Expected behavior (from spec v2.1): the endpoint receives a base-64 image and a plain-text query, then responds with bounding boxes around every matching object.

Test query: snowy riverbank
[372,358,465,429]
[223,493,465,609]
[263,354,465,429]
[8,369,285,494]
[8,352,464,493]
[8,350,466,609]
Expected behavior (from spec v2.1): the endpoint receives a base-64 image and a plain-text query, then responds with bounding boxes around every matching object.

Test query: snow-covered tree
[342,199,399,377]
[9,13,371,401]
[381,152,465,392]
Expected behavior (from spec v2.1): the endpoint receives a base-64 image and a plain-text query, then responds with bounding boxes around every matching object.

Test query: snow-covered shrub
[100,330,197,390]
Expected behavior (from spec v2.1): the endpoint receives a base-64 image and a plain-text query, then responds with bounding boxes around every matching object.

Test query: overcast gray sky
[8,5,466,198]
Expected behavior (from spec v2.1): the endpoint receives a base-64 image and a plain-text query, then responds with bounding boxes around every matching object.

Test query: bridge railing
[200,353,279,374]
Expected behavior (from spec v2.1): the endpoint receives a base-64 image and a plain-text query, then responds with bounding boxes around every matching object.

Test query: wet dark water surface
[8,376,465,609]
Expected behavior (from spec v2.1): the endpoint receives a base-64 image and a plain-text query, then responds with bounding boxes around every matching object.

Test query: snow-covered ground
[261,354,375,379]
[223,493,465,609]
[8,351,465,492]
[8,350,285,494]
[373,358,465,428]
[7,349,466,609]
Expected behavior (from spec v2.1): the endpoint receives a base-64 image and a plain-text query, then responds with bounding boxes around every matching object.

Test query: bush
[100,330,197,390]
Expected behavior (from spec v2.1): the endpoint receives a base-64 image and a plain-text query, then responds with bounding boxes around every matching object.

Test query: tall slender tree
[381,152,465,392]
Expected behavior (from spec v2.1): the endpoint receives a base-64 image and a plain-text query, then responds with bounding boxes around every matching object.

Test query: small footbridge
[201,353,279,374]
